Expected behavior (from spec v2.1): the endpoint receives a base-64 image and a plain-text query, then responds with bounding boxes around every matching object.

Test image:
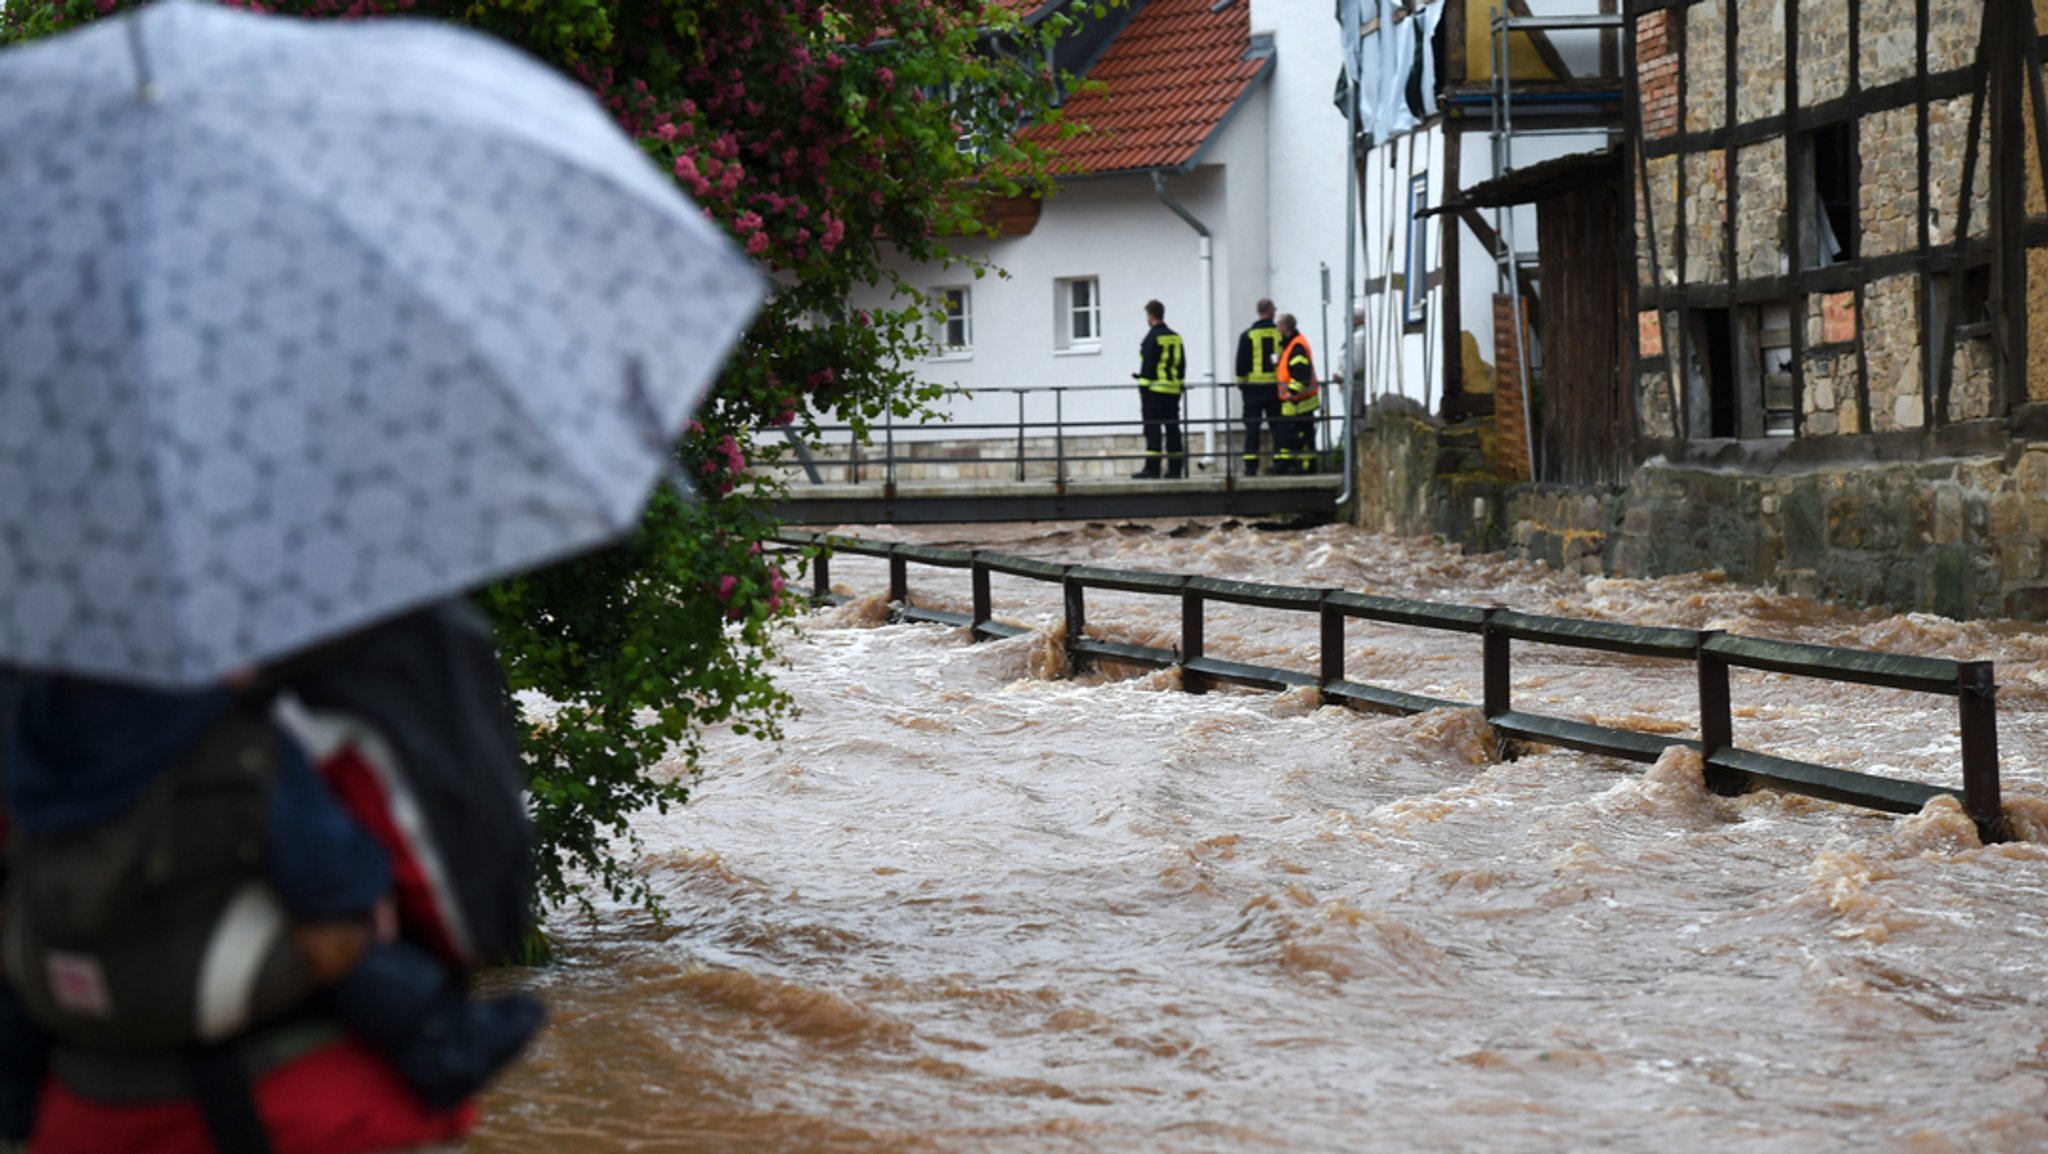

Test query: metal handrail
[775,530,2007,841]
[763,380,1345,485]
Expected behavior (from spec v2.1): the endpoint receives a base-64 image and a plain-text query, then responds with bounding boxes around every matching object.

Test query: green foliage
[3,0,1093,913]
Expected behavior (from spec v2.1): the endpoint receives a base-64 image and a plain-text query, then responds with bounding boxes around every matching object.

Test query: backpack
[2,700,317,1052]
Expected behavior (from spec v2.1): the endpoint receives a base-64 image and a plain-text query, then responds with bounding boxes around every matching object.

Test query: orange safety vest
[1276,332,1320,412]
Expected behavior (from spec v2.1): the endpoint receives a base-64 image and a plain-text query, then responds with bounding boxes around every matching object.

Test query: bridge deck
[776,472,1343,525]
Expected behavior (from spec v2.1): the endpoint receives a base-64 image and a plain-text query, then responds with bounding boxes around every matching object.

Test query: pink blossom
[746,232,769,255]
[719,576,739,600]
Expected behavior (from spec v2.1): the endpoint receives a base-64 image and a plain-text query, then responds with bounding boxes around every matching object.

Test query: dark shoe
[390,993,547,1111]
[1131,468,1161,480]
[1243,462,1259,477]
[1164,469,1186,479]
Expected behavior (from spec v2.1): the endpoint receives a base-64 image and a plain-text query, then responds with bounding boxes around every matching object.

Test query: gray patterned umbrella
[0,0,765,687]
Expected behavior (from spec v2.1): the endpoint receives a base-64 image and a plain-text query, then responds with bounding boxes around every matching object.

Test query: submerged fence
[775,531,2007,841]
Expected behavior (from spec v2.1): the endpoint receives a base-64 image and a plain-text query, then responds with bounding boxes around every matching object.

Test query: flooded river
[475,519,2048,1153]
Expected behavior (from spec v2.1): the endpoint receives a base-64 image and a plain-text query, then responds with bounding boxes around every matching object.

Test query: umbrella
[0,0,766,688]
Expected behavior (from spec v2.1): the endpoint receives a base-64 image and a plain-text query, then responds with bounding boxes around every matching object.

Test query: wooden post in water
[971,557,992,641]
[1481,608,1509,718]
[1063,572,1090,675]
[812,548,830,602]
[1958,660,2005,841]
[1319,594,1344,686]
[1182,586,1207,695]
[888,547,909,616]
[1695,631,1737,794]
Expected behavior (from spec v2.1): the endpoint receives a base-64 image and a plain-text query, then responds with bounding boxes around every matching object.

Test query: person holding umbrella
[0,2,767,1151]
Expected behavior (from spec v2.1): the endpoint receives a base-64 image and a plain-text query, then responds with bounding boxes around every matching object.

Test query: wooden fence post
[971,555,992,641]
[1959,660,2005,841]
[1481,607,1509,718]
[1320,593,1344,686]
[1182,585,1207,695]
[1063,571,1089,675]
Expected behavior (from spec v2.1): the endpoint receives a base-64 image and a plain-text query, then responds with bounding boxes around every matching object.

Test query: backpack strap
[188,1043,275,1154]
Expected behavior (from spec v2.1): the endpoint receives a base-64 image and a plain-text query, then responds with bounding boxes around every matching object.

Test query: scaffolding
[1488,6,1623,477]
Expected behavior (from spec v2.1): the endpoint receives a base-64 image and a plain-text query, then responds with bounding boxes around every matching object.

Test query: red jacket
[25,728,482,1154]
[33,1040,474,1154]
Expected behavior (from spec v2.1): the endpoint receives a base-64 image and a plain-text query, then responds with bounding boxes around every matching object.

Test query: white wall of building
[1248,0,1355,367]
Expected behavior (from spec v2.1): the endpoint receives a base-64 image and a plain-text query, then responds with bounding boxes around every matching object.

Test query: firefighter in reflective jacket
[1131,299,1187,479]
[1233,299,1281,476]
[1274,312,1321,474]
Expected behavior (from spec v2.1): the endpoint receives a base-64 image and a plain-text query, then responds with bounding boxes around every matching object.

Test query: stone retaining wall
[1348,400,2048,620]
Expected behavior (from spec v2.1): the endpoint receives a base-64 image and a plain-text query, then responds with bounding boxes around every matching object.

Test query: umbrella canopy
[0,0,765,687]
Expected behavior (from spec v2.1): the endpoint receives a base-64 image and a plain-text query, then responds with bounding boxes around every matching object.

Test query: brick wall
[1636,10,1679,138]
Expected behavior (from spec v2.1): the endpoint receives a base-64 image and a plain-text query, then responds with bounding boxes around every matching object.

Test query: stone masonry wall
[1859,0,1919,89]
[1684,0,1726,134]
[1736,140,1786,282]
[1798,0,1850,105]
[1860,107,1919,259]
[1733,0,1783,123]
[1862,275,1925,431]
[1683,150,1727,284]
[1803,292,1863,435]
[1346,400,2048,621]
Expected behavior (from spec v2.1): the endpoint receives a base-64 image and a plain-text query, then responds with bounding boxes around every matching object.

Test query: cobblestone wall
[1683,151,1727,283]
[1927,96,1993,248]
[1736,141,1786,282]
[1639,366,1679,439]
[1925,0,1982,73]
[1798,0,1850,105]
[1684,0,1726,133]
[1859,0,1919,88]
[1860,107,1919,259]
[1863,275,1925,431]
[1733,0,1783,123]
[1801,293,1863,436]
[1640,155,1680,287]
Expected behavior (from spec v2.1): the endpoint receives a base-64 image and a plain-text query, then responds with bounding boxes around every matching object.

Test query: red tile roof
[1036,0,1271,176]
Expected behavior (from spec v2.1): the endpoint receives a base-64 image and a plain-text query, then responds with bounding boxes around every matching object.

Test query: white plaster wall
[1353,125,1449,408]
[1249,0,1355,370]
[851,166,1238,442]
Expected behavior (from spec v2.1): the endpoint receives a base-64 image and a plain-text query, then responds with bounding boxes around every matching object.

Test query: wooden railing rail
[773,531,2007,840]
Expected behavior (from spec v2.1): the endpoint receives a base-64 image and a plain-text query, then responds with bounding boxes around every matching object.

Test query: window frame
[1055,275,1102,352]
[930,285,974,359]
[1404,173,1430,326]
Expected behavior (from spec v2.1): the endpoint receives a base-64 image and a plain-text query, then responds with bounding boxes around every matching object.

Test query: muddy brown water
[473,520,2048,1154]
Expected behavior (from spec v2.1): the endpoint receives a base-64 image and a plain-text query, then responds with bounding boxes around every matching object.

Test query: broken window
[1798,123,1857,268]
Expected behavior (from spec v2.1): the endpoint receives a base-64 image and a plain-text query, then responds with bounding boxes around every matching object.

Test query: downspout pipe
[1152,171,1216,468]
[1337,69,1364,511]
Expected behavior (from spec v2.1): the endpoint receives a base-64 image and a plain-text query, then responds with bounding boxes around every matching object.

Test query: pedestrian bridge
[775,471,1344,525]
[766,381,1348,525]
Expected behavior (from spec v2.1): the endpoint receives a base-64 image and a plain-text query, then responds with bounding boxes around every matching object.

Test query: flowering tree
[3,0,1088,911]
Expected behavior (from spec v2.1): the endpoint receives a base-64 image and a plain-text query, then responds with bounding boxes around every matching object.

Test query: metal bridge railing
[767,381,1344,486]
[775,530,2007,841]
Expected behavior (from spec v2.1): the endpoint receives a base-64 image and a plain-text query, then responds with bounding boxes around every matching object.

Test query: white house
[843,0,1352,479]
[836,0,1620,484]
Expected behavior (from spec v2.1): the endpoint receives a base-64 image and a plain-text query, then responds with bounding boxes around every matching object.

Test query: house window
[1758,302,1794,437]
[1057,276,1100,350]
[1799,123,1857,268]
[932,286,973,355]
[1404,174,1430,324]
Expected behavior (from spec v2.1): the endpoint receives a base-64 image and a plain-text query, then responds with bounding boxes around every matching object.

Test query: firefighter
[1274,312,1321,474]
[1233,299,1282,476]
[1131,299,1187,479]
